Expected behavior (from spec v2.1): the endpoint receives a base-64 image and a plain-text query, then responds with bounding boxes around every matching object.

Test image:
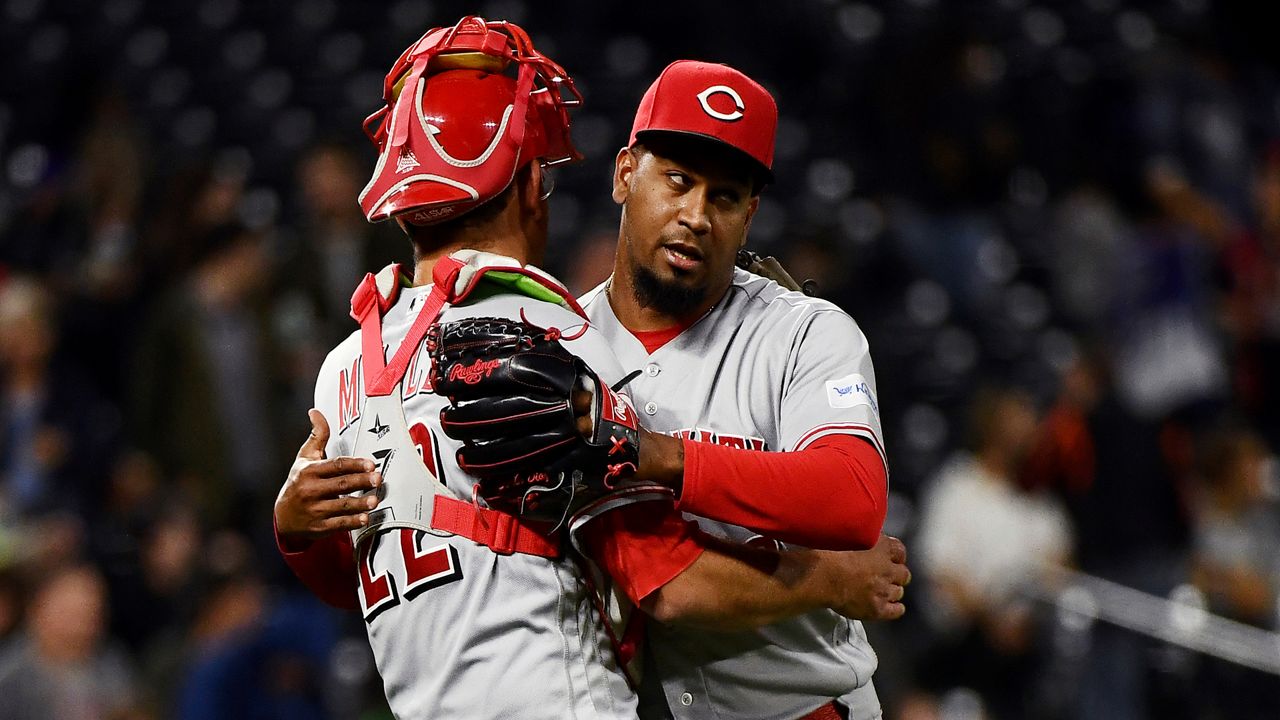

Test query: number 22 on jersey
[357,421,463,622]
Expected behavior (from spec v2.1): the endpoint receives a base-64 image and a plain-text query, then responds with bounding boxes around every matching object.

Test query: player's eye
[666,171,691,187]
[712,188,742,205]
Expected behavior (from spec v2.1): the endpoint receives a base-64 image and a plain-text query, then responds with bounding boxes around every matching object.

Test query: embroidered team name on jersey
[338,356,364,432]
[447,358,501,385]
[825,373,879,415]
[336,347,434,434]
[672,428,768,451]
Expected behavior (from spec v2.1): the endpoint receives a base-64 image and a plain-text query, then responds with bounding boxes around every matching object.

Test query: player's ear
[515,162,543,214]
[612,147,635,205]
[739,196,760,248]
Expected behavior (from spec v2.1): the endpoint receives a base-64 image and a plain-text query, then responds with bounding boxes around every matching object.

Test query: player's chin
[654,265,708,295]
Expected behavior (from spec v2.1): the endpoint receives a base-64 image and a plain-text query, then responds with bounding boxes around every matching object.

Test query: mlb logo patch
[825,373,879,414]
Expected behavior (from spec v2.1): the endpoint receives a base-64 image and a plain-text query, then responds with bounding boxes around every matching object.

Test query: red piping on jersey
[679,433,887,551]
[793,422,888,472]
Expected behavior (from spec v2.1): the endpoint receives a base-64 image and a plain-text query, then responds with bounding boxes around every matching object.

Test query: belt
[796,701,847,720]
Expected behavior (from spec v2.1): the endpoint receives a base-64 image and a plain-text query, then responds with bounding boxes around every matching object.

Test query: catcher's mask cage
[357,16,583,226]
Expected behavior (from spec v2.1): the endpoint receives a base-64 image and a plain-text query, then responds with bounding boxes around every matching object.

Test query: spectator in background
[1189,424,1280,719]
[174,533,339,720]
[1220,145,1280,450]
[914,386,1073,719]
[1191,425,1278,627]
[0,563,138,720]
[278,142,404,345]
[141,156,250,286]
[271,143,407,425]
[60,94,149,404]
[130,223,291,531]
[0,275,119,518]
[1023,351,1196,720]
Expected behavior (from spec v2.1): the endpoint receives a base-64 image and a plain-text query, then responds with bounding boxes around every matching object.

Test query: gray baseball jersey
[581,268,888,720]
[314,284,638,720]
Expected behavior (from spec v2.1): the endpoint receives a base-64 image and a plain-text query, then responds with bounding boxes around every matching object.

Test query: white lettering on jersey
[825,372,879,415]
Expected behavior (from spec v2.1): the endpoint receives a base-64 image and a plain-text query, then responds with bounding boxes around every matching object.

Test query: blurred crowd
[2,0,1280,718]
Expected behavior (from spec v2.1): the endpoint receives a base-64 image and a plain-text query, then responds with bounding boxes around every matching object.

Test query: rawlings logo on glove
[447,358,503,385]
[428,316,658,524]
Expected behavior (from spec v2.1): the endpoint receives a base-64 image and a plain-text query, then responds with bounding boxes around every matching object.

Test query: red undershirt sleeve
[579,501,707,605]
[677,433,886,550]
[275,521,360,611]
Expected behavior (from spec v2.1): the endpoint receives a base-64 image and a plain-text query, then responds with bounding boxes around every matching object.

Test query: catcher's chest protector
[345,253,582,557]
[318,255,660,717]
[349,388,450,544]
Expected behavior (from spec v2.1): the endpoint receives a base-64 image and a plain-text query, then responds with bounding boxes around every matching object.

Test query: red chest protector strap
[349,253,586,396]
[346,254,579,558]
[431,495,559,556]
[351,257,464,398]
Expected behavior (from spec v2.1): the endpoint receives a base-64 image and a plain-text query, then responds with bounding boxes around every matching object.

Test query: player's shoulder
[727,268,860,332]
[578,280,608,310]
[318,327,362,378]
[460,292,587,329]
[458,293,627,383]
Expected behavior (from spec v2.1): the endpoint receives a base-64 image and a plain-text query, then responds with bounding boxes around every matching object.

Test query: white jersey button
[680,692,693,706]
[644,401,658,415]
[645,363,660,377]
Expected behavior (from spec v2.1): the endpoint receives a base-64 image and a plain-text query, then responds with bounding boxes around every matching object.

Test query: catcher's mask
[357,16,583,226]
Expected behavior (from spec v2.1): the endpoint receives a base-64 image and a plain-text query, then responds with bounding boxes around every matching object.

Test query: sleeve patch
[825,373,879,414]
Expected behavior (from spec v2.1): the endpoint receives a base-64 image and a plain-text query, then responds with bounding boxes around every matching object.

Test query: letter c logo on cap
[696,85,745,122]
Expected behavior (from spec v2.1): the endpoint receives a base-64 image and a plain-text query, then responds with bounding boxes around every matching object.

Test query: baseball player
[275,18,906,720]
[286,17,654,719]
[436,61,894,719]
[590,61,890,720]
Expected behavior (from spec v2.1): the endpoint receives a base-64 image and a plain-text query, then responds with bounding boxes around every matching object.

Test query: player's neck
[408,233,537,287]
[404,197,546,286]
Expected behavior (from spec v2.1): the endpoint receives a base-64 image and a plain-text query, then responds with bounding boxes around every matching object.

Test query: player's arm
[579,502,909,631]
[635,432,885,550]
[275,342,384,610]
[273,408,380,610]
[635,308,889,550]
[436,310,887,550]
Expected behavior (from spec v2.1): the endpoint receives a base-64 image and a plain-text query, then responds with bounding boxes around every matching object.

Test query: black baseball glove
[428,316,654,523]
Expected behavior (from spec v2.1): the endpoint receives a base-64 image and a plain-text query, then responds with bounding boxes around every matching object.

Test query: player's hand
[822,534,911,621]
[275,409,382,542]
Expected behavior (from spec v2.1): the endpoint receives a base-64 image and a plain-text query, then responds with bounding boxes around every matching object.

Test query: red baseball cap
[629,60,777,183]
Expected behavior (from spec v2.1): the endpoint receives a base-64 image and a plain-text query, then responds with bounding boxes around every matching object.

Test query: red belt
[796,702,844,720]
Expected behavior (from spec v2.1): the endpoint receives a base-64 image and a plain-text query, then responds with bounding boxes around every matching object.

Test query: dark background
[2,0,1280,718]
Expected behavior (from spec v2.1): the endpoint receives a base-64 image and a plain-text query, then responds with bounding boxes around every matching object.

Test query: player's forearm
[636,429,685,489]
[675,434,886,550]
[641,543,838,631]
[275,526,360,611]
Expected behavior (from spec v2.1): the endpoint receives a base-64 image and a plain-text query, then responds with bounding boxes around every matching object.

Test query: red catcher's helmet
[357,16,583,225]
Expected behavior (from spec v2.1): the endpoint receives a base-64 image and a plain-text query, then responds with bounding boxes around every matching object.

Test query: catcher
[275,17,906,720]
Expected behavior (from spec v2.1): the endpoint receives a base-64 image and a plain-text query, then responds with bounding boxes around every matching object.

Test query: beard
[630,262,708,319]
